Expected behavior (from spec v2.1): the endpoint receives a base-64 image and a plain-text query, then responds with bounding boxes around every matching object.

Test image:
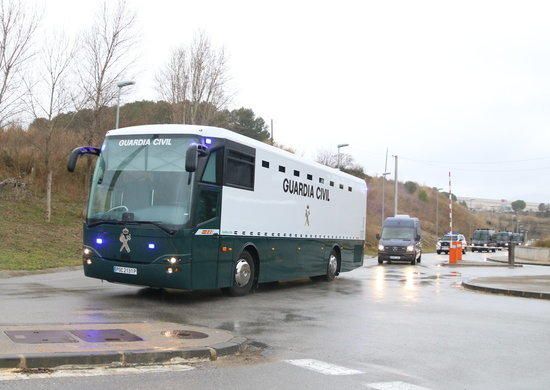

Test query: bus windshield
[473,230,489,240]
[381,227,414,240]
[87,135,198,227]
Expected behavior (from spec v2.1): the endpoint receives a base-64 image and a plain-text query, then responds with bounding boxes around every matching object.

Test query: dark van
[377,215,422,265]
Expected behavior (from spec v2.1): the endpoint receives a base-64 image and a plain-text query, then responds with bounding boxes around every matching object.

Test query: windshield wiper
[87,219,175,235]
[87,219,122,228]
[126,220,176,235]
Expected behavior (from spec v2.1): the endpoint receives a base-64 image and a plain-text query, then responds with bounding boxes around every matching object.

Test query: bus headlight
[168,257,178,264]
[378,244,384,251]
[407,245,414,252]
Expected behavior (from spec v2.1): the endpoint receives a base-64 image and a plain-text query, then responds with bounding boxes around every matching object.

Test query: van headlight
[378,244,384,251]
[407,245,414,252]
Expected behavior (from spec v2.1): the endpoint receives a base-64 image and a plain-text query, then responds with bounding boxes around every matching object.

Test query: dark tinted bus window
[279,165,286,173]
[196,190,218,223]
[307,174,312,180]
[262,160,269,168]
[294,170,300,177]
[226,150,255,190]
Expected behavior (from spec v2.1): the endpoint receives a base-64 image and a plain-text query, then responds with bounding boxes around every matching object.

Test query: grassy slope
[0,195,82,270]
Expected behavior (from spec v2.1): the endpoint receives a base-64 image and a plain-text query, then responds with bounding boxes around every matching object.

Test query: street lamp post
[435,187,443,238]
[336,143,349,170]
[115,80,135,129]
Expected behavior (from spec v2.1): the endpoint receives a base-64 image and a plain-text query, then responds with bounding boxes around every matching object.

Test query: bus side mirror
[185,144,209,173]
[67,146,101,172]
[376,233,380,240]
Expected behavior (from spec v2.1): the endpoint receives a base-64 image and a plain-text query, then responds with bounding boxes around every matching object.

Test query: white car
[436,233,467,255]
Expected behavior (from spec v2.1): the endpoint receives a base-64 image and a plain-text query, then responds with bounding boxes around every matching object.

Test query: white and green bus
[68,124,367,296]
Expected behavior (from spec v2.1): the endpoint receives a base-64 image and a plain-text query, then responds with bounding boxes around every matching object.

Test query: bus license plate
[390,256,401,260]
[113,266,137,275]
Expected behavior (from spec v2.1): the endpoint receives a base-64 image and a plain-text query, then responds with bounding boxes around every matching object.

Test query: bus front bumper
[83,257,192,290]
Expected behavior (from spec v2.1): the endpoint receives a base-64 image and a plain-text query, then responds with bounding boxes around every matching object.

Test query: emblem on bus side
[119,228,131,253]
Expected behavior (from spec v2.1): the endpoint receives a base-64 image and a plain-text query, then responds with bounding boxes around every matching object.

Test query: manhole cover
[161,330,208,339]
[5,330,78,344]
[70,329,143,342]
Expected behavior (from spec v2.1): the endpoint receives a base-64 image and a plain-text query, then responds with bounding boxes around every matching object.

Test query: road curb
[0,336,247,369]
[440,261,522,267]
[487,257,550,267]
[462,279,550,300]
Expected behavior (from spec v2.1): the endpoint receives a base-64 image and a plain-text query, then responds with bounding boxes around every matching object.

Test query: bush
[418,189,428,202]
[404,181,418,194]
[534,238,550,248]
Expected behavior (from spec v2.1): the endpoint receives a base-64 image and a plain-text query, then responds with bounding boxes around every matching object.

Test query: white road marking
[284,359,363,375]
[366,381,431,390]
[0,364,195,381]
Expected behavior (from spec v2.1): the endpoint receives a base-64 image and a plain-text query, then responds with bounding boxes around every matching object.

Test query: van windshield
[381,227,415,240]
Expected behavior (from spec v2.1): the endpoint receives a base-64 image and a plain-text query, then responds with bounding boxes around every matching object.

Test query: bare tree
[0,0,39,128]
[80,0,137,144]
[316,149,353,169]
[156,32,229,125]
[25,32,81,222]
[79,0,137,214]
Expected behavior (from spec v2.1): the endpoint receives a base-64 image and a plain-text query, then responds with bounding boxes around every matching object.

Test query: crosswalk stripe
[284,359,363,375]
[0,364,195,381]
[366,381,431,390]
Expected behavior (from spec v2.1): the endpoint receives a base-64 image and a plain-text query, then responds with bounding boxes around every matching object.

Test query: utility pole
[115,80,135,129]
[393,155,398,216]
[435,187,443,238]
[381,148,391,225]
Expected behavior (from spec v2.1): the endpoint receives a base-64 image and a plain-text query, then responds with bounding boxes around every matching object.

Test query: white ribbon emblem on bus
[305,205,311,226]
[119,228,132,253]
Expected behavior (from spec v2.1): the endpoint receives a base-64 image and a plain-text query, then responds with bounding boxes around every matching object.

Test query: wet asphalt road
[1,252,550,389]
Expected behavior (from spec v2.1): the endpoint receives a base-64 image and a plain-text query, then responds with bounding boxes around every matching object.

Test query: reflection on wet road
[1,253,550,389]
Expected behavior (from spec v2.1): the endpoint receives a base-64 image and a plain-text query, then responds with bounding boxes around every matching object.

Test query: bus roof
[106,124,367,186]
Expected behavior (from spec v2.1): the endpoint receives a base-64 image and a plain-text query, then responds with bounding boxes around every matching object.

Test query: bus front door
[191,185,221,289]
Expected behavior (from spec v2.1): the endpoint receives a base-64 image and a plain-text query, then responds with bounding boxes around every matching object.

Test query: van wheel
[222,250,255,297]
[378,257,383,265]
[324,250,339,281]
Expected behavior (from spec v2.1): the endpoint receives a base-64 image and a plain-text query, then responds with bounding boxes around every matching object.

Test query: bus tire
[323,250,339,281]
[410,257,416,265]
[417,253,421,263]
[223,250,255,297]
[378,257,383,264]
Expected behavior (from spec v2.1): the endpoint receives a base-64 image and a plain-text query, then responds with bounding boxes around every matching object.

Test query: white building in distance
[458,197,540,213]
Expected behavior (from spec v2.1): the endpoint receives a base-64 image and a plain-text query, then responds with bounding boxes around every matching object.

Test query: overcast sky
[37,0,550,203]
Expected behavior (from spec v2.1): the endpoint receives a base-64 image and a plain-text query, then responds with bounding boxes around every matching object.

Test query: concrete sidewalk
[463,275,550,300]
[0,321,246,369]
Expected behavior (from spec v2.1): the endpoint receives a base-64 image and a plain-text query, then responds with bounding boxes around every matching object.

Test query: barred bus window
[226,150,255,190]
[262,160,269,168]
[279,165,286,173]
[339,184,344,189]
[294,170,300,177]
[307,174,312,180]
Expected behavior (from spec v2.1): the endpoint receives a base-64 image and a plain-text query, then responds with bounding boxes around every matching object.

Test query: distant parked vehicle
[436,233,467,255]
[495,231,513,248]
[511,232,525,246]
[471,229,496,252]
[377,215,422,265]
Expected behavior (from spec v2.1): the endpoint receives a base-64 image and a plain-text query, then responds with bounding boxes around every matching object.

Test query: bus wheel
[223,251,255,297]
[324,250,339,281]
[378,257,383,265]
